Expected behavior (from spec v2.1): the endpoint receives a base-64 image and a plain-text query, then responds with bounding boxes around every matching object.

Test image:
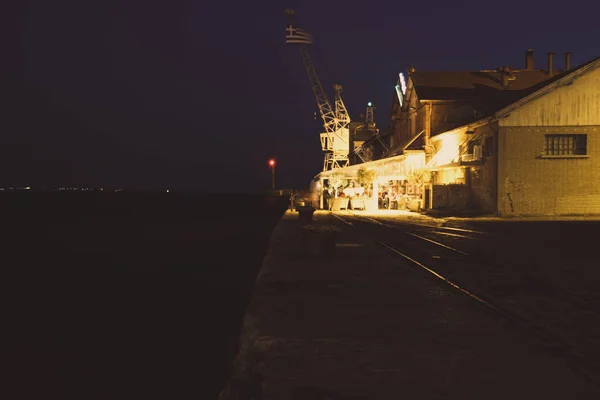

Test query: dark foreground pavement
[220,210,600,399]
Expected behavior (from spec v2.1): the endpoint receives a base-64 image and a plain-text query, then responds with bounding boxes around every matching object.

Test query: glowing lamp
[367,102,372,107]
[399,72,407,95]
[268,159,276,190]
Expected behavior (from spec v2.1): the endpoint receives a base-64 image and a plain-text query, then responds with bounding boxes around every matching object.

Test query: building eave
[316,149,426,179]
[430,116,494,140]
[427,162,463,171]
[419,99,462,104]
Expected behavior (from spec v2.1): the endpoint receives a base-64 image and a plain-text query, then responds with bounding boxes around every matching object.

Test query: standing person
[322,187,330,210]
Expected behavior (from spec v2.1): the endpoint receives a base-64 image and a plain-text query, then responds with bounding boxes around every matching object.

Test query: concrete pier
[219,210,600,399]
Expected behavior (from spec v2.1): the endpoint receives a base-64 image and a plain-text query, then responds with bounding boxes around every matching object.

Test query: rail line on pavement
[332,212,600,387]
[355,213,595,313]
[358,216,472,255]
[359,215,487,234]
[357,214,486,241]
[343,212,597,327]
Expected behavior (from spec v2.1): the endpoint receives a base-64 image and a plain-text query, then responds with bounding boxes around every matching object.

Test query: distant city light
[166,189,170,193]
[367,102,372,107]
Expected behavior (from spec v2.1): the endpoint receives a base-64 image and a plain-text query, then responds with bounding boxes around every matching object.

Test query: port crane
[285,9,351,171]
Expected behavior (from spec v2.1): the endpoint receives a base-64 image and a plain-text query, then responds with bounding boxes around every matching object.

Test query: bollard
[298,205,315,224]
[301,224,341,256]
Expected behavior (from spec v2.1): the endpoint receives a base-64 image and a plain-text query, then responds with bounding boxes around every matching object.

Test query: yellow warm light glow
[406,153,425,172]
[431,134,460,166]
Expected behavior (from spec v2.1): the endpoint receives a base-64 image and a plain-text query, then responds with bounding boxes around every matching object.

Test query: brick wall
[498,125,600,216]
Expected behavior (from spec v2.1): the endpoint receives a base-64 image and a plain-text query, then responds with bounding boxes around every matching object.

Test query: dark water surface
[2,193,288,399]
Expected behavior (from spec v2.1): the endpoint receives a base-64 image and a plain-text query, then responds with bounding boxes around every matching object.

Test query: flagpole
[284,8,296,24]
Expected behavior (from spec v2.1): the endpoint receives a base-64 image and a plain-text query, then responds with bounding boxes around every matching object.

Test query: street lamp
[268,158,276,189]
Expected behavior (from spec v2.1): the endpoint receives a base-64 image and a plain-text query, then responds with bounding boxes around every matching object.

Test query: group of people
[318,182,416,211]
[321,186,369,211]
[379,190,410,210]
[323,186,369,199]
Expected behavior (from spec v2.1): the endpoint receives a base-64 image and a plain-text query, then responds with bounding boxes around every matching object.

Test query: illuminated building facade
[494,56,600,215]
[355,51,600,216]
[315,51,600,216]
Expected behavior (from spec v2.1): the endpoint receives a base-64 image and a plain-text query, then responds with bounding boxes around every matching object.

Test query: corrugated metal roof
[410,55,600,115]
[410,69,558,114]
[412,70,555,93]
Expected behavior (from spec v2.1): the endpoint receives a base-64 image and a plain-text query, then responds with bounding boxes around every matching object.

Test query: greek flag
[285,25,313,45]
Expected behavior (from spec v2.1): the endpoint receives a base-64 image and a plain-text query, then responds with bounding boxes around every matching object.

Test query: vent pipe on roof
[500,66,515,87]
[565,52,572,71]
[525,49,534,70]
[547,52,554,75]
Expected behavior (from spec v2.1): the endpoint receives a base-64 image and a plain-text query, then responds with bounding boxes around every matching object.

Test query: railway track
[333,212,600,387]
[366,215,596,311]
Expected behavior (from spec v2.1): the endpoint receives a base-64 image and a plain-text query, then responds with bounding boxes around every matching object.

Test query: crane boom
[285,9,350,170]
[298,46,337,134]
[333,84,350,128]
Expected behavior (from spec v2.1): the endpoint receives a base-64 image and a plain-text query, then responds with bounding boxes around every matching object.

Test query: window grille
[544,134,587,156]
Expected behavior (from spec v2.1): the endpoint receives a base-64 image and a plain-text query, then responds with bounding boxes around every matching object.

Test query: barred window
[544,134,587,156]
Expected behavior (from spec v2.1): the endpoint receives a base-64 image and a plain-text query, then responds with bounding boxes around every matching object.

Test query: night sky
[4,1,599,192]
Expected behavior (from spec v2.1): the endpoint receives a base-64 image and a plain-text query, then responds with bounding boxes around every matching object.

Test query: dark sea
[2,192,288,399]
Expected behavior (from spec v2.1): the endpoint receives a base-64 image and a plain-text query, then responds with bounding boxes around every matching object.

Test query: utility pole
[269,159,276,189]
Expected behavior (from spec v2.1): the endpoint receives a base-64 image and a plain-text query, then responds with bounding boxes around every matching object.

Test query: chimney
[500,66,514,87]
[525,49,535,70]
[565,52,572,71]
[547,52,554,75]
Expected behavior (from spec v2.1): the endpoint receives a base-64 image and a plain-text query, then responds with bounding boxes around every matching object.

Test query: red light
[268,159,275,166]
